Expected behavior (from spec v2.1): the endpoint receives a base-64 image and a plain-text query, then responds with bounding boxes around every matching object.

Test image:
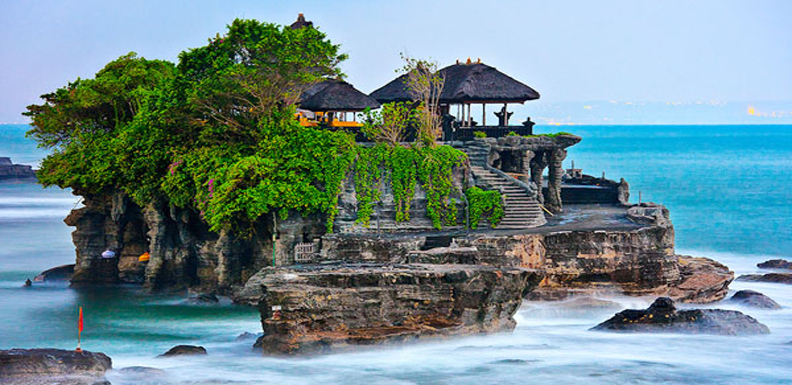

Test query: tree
[360,102,417,145]
[175,19,347,145]
[399,54,445,147]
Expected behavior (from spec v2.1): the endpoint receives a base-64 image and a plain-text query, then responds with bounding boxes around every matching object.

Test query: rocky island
[0,157,36,180]
[22,14,737,355]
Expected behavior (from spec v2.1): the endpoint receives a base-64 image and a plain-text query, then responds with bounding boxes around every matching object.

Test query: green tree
[360,102,417,145]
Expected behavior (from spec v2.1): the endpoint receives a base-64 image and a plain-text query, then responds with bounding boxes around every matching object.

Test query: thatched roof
[299,80,381,112]
[369,62,540,104]
[290,13,313,29]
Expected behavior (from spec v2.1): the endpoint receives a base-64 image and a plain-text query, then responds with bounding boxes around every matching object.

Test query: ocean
[0,123,790,384]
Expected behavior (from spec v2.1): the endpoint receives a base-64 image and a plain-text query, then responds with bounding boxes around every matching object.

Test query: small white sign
[272,305,282,311]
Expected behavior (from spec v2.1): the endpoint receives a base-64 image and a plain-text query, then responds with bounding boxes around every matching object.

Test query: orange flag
[78,307,83,333]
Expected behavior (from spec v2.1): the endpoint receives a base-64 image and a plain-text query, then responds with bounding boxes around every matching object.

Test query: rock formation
[33,264,74,282]
[727,290,781,309]
[591,297,770,336]
[736,273,792,284]
[0,348,111,385]
[757,259,792,270]
[235,263,541,354]
[0,157,36,180]
[158,345,207,357]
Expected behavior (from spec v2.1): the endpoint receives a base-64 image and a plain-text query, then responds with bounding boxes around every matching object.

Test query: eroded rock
[727,290,781,309]
[663,255,734,303]
[33,264,75,282]
[757,259,792,270]
[591,297,770,336]
[238,263,542,354]
[0,348,111,385]
[158,345,207,357]
[736,273,792,284]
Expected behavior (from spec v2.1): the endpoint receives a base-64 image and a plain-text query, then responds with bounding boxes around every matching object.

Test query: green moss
[473,131,486,138]
[523,132,573,138]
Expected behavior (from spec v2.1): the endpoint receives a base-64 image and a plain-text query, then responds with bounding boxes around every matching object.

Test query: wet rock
[664,255,734,303]
[524,297,623,318]
[116,366,166,375]
[591,297,770,336]
[727,290,781,309]
[188,293,219,303]
[158,345,207,357]
[0,348,111,385]
[235,332,263,341]
[239,263,542,355]
[33,264,75,282]
[757,259,792,270]
[736,273,792,284]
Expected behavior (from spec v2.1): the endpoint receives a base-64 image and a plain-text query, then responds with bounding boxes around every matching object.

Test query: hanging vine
[465,186,505,229]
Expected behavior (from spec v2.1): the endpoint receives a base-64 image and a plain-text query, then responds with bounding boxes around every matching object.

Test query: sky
[1,0,791,124]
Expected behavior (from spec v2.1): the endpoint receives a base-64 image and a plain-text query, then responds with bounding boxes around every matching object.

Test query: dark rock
[591,297,770,336]
[158,345,207,357]
[0,348,111,385]
[523,297,623,318]
[33,264,75,282]
[0,157,36,179]
[757,259,792,270]
[235,332,263,341]
[188,293,219,304]
[116,366,166,375]
[238,263,542,354]
[736,273,792,284]
[727,290,781,309]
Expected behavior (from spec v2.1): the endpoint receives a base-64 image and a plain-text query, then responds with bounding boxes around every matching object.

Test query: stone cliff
[234,263,542,354]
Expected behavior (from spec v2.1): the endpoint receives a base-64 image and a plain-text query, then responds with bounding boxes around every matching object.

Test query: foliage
[507,131,518,136]
[27,19,350,236]
[353,144,388,226]
[465,187,504,229]
[191,118,357,234]
[399,54,444,147]
[359,102,417,145]
[473,131,486,138]
[354,144,467,228]
[416,146,466,229]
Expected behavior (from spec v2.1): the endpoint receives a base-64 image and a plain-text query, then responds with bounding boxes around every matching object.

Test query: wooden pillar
[482,103,486,126]
[467,103,472,126]
[503,103,508,125]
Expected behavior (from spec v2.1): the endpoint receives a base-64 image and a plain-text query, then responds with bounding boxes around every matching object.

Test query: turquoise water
[0,124,790,384]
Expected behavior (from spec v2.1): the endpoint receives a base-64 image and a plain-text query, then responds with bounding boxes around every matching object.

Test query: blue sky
[2,0,791,124]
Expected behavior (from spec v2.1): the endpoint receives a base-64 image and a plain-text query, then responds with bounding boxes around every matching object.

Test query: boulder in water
[591,297,770,336]
[33,264,75,282]
[158,345,207,357]
[757,259,792,270]
[188,293,219,304]
[0,348,111,385]
[727,290,781,309]
[236,332,263,342]
[736,273,792,284]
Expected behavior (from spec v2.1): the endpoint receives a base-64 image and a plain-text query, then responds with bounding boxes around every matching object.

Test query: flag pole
[76,306,83,352]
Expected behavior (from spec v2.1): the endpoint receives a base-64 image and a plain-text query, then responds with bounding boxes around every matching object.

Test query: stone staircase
[461,143,547,230]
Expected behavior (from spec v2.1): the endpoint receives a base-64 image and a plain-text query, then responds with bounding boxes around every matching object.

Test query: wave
[0,196,80,207]
[0,208,72,219]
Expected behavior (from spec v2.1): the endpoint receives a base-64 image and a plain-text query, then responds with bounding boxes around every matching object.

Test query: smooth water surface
[0,124,790,384]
